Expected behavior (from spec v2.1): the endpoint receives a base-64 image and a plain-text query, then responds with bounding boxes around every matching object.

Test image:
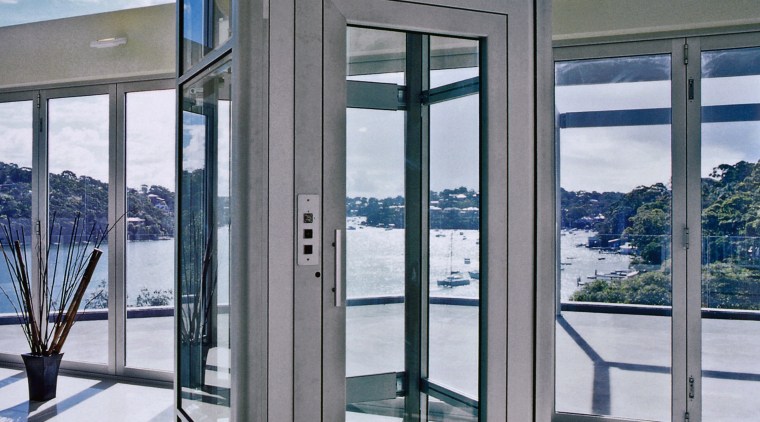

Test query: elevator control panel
[297,194,320,266]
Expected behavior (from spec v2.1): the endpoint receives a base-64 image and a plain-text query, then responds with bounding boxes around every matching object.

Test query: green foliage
[702,262,760,309]
[0,161,174,240]
[85,280,109,310]
[571,271,672,306]
[569,161,760,308]
[347,187,479,230]
[135,287,174,307]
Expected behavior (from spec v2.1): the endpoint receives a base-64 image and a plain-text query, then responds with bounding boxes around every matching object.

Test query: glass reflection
[179,60,231,420]
[428,93,480,409]
[430,36,479,88]
[347,27,405,85]
[182,0,232,73]
[0,100,33,356]
[125,89,176,372]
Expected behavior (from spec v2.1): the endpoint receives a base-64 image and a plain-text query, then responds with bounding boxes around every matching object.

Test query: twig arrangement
[179,214,216,344]
[0,213,108,356]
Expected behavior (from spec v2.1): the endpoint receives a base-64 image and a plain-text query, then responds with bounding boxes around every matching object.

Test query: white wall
[0,4,174,90]
[554,0,760,41]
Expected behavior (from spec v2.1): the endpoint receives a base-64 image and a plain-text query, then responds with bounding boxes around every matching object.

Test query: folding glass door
[697,38,760,421]
[554,46,676,421]
[0,82,175,380]
[0,93,35,357]
[551,33,760,422]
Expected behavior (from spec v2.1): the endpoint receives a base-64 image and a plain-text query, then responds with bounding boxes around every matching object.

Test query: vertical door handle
[334,229,344,307]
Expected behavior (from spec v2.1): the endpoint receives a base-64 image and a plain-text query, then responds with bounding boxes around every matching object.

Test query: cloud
[0,0,19,4]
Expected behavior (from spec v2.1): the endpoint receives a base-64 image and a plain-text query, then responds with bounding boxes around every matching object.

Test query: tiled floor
[0,367,173,422]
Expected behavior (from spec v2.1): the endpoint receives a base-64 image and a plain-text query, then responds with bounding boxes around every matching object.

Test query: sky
[0,90,176,191]
[346,69,481,199]
[0,0,173,28]
[557,72,760,193]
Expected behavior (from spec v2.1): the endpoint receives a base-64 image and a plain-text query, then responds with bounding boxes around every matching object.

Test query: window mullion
[404,32,430,421]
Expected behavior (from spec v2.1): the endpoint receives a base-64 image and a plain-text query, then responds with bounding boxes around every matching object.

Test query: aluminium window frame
[536,38,688,422]
[538,30,760,422]
[0,78,175,384]
[321,1,516,420]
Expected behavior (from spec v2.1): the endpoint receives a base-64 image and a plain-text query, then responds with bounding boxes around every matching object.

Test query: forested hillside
[0,161,174,240]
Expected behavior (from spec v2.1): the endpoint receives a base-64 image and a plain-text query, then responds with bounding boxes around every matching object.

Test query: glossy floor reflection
[0,367,173,422]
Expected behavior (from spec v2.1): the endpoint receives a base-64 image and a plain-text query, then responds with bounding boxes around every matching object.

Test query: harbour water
[346,217,480,299]
[1,225,630,313]
[560,229,632,301]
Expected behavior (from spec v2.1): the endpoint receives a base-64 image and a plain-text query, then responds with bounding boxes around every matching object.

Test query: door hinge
[419,90,430,105]
[684,411,690,422]
[35,93,41,109]
[35,220,41,236]
[683,226,690,250]
[689,375,695,399]
[684,43,689,65]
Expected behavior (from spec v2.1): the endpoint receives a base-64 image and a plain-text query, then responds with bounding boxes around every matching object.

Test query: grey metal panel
[684,36,703,422]
[700,31,760,51]
[347,80,400,110]
[503,3,533,422]
[553,39,676,62]
[113,82,125,376]
[232,0,270,421]
[394,0,511,15]
[322,1,348,420]
[671,37,689,422]
[294,0,326,420]
[404,32,429,421]
[267,0,296,421]
[346,373,398,403]
[535,0,557,420]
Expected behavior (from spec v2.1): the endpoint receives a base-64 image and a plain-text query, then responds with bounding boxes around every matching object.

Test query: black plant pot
[21,353,64,401]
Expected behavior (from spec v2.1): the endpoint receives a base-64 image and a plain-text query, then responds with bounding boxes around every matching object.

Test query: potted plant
[0,213,108,401]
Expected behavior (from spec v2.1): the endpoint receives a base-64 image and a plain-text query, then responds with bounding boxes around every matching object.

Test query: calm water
[1,226,629,313]
[560,229,632,301]
[346,217,480,299]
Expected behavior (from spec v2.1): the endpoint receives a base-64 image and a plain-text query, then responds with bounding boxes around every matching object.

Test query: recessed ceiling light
[90,37,127,48]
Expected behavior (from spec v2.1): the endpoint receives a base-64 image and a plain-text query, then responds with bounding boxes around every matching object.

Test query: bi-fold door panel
[551,33,760,422]
[693,36,760,421]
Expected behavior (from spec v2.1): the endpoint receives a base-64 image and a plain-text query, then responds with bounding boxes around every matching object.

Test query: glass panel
[125,89,176,371]
[48,94,110,365]
[347,27,405,85]
[430,36,479,88]
[182,0,232,73]
[428,92,480,409]
[701,46,760,421]
[345,109,406,379]
[179,59,231,420]
[0,100,33,356]
[555,55,672,421]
